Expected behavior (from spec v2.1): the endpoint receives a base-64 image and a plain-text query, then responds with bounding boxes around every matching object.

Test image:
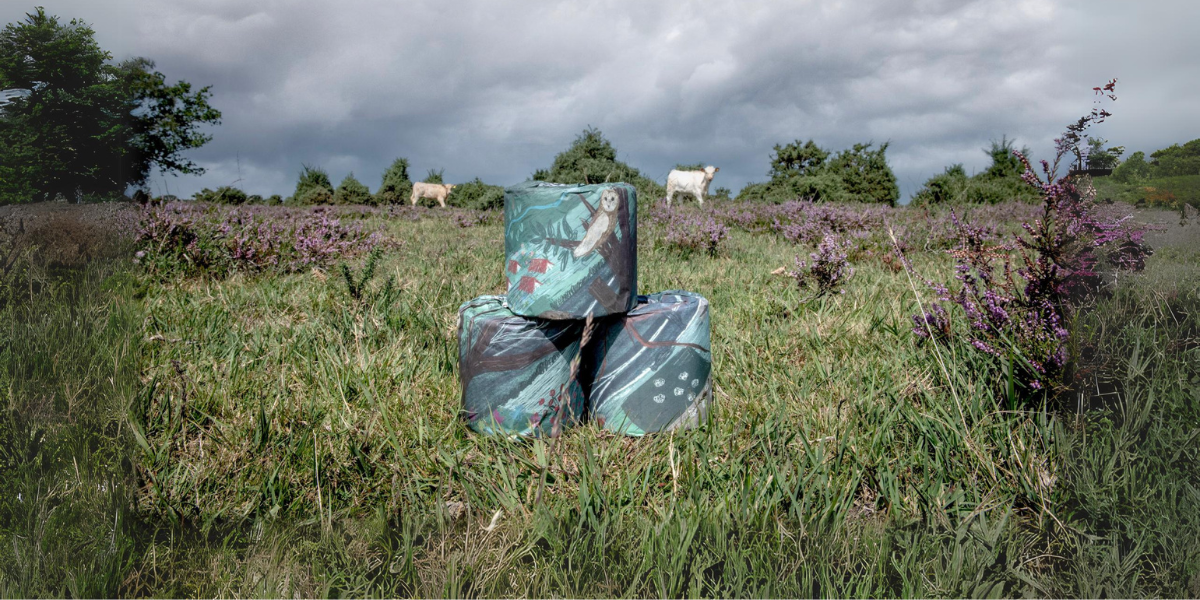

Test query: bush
[423,168,444,184]
[1083,136,1124,170]
[266,194,282,205]
[247,194,264,204]
[979,136,1029,180]
[297,186,334,205]
[1149,138,1200,177]
[375,159,411,205]
[194,186,248,205]
[335,172,372,205]
[738,139,898,205]
[913,139,1040,205]
[1111,151,1151,183]
[533,126,664,202]
[446,178,504,211]
[911,164,968,205]
[293,164,333,203]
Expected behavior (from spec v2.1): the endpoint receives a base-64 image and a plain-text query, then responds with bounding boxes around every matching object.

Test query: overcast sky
[5,0,1198,202]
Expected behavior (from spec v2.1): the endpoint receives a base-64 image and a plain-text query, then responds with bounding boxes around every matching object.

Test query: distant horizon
[5,0,1199,203]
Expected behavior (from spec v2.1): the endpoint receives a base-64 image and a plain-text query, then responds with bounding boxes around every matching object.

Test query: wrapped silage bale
[458,295,586,437]
[584,291,712,436]
[504,181,637,319]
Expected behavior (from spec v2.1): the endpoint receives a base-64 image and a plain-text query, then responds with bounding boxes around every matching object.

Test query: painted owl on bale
[573,188,620,258]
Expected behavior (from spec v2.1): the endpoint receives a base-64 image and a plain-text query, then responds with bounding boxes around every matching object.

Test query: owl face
[600,189,620,212]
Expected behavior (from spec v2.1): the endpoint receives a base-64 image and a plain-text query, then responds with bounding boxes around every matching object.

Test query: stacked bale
[457,181,712,437]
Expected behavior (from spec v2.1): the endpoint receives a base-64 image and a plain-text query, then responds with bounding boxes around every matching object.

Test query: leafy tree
[1149,138,1200,177]
[1083,136,1124,170]
[913,137,1040,205]
[1112,151,1151,183]
[740,138,897,204]
[534,127,664,201]
[335,172,371,205]
[980,136,1029,180]
[768,139,829,179]
[423,168,444,184]
[825,142,899,205]
[292,164,333,204]
[194,185,247,204]
[0,8,220,203]
[376,157,412,204]
[911,164,968,205]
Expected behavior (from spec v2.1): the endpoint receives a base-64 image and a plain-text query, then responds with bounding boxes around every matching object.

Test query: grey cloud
[6,0,1198,200]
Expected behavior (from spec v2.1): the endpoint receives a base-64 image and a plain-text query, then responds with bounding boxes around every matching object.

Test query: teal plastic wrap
[504,181,637,319]
[458,295,586,437]
[583,291,712,436]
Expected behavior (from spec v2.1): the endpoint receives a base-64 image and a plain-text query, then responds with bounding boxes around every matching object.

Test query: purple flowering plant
[907,79,1152,394]
[790,233,855,296]
[652,203,729,257]
[134,202,391,277]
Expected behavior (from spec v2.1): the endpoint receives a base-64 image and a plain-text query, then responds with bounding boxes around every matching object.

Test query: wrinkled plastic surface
[504,181,637,319]
[584,291,712,436]
[458,295,586,437]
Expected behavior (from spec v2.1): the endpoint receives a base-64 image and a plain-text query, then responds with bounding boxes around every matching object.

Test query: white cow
[409,182,456,207]
[665,166,719,207]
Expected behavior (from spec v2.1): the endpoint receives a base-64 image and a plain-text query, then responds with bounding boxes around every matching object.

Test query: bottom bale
[458,295,586,437]
[584,290,712,436]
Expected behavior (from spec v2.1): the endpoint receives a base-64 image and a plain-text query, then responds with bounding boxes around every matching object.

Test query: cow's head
[704,165,719,180]
[446,184,457,192]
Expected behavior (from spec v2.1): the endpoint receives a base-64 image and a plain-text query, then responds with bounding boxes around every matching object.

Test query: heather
[132,201,392,277]
[4,188,1199,596]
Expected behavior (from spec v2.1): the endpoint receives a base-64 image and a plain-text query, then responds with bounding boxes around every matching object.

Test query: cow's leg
[438,195,446,208]
[410,190,419,205]
[696,188,705,207]
[665,184,675,208]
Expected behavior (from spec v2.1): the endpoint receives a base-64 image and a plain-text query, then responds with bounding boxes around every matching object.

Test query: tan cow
[410,182,456,207]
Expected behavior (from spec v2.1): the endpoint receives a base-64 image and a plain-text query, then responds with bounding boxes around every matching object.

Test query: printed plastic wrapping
[504,181,637,319]
[584,291,712,436]
[458,295,586,437]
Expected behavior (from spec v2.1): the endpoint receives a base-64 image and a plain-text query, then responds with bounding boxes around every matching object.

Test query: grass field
[2,199,1198,597]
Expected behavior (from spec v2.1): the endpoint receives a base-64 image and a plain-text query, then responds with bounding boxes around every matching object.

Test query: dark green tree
[980,136,1029,180]
[0,8,220,203]
[768,139,829,180]
[1149,138,1200,177]
[824,142,899,206]
[1112,151,1151,183]
[292,164,333,204]
[376,157,412,204]
[335,172,371,205]
[423,168,444,184]
[534,127,664,200]
[1083,136,1124,170]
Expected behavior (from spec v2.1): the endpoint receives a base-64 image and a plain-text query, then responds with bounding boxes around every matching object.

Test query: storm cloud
[6,0,1198,201]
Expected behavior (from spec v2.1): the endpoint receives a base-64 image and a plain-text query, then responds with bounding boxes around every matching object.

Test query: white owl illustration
[572,188,620,258]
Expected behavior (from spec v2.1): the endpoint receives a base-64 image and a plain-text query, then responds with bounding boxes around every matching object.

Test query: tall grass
[0,250,143,597]
[115,204,1198,596]
[2,202,1196,596]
